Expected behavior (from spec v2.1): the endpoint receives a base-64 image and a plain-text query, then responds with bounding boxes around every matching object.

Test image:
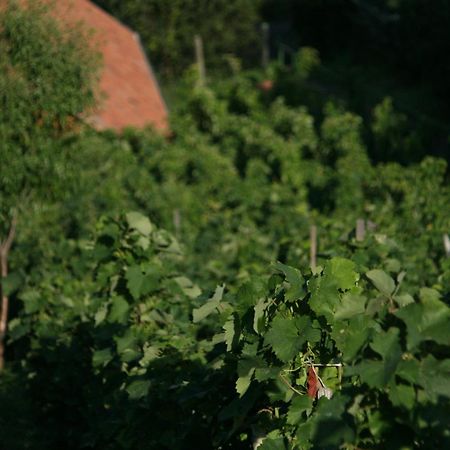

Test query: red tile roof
[52,0,168,132]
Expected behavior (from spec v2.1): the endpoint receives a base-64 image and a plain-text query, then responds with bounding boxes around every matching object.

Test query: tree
[93,0,262,76]
[0,0,100,369]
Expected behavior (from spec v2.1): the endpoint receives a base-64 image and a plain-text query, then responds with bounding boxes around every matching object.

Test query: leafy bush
[0,0,99,239]
[0,0,100,371]
[1,10,449,448]
[3,213,449,449]
[200,255,449,448]
[93,0,262,76]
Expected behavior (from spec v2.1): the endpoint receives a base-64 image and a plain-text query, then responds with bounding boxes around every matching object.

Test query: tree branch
[0,213,18,371]
[0,212,17,261]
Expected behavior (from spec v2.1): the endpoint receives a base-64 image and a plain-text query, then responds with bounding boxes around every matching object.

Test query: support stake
[261,22,270,68]
[173,209,181,238]
[310,225,317,270]
[356,219,365,241]
[443,234,450,257]
[194,35,206,87]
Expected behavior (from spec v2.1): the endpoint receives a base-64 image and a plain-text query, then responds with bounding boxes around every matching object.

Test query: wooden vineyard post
[261,22,270,68]
[356,219,365,242]
[310,225,317,270]
[173,209,181,239]
[194,35,206,87]
[444,234,450,257]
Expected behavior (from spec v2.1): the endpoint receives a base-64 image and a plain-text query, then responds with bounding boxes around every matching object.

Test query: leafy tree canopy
[93,0,262,76]
[0,0,100,235]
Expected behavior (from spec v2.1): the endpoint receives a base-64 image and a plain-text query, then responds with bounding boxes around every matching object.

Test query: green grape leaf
[2,272,22,296]
[254,366,280,382]
[253,297,269,334]
[223,314,239,351]
[370,327,401,360]
[7,318,30,341]
[136,236,150,250]
[92,348,113,369]
[366,269,395,297]
[173,276,201,298]
[126,211,153,236]
[192,285,224,323]
[236,354,259,396]
[394,293,414,307]
[287,395,313,425]
[396,359,420,384]
[312,395,354,447]
[334,293,366,320]
[20,290,41,314]
[236,342,266,396]
[264,314,303,362]
[419,287,441,303]
[114,331,140,362]
[309,257,358,323]
[296,420,314,448]
[258,436,286,450]
[328,258,359,289]
[395,294,450,349]
[367,410,390,439]
[126,379,151,399]
[126,266,145,300]
[125,265,161,300]
[385,258,401,273]
[389,383,415,409]
[236,371,254,397]
[273,262,305,302]
[142,272,160,295]
[107,296,129,324]
[346,360,385,388]
[331,315,373,361]
[347,329,401,387]
[139,345,160,367]
[236,278,267,313]
[419,355,450,398]
[295,316,321,343]
[94,303,108,326]
[308,276,338,322]
[370,328,402,384]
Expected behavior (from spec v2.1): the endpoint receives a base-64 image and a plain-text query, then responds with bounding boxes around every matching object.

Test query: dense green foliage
[0,0,99,237]
[1,3,450,450]
[266,0,450,163]
[201,255,450,448]
[93,0,262,76]
[93,0,450,162]
[4,211,449,449]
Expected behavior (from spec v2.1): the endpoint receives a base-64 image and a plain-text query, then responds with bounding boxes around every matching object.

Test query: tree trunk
[0,215,17,372]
